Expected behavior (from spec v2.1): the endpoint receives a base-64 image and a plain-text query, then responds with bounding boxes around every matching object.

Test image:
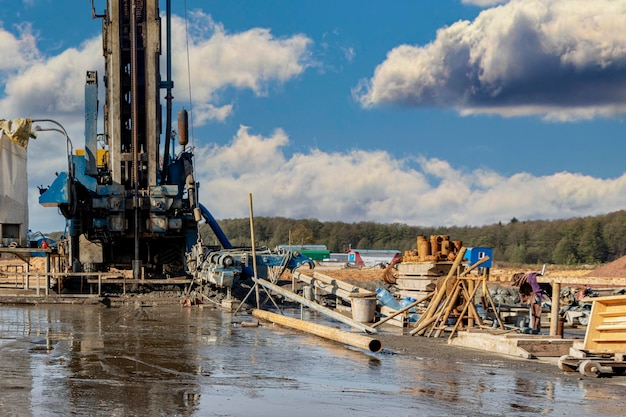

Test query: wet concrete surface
[0,303,624,417]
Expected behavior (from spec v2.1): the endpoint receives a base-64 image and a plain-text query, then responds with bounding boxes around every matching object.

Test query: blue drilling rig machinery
[38,0,312,290]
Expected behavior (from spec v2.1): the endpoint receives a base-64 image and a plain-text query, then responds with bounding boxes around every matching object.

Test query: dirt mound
[312,267,385,283]
[585,255,626,278]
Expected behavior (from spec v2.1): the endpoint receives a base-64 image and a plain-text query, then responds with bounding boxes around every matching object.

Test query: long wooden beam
[252,309,382,352]
[539,276,626,287]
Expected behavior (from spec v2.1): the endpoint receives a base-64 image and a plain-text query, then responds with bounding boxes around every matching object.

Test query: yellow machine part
[75,149,108,168]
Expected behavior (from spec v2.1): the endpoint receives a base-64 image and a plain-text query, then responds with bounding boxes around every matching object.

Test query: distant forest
[201,210,626,266]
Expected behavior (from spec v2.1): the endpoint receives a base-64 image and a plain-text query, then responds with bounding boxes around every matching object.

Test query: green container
[298,249,330,261]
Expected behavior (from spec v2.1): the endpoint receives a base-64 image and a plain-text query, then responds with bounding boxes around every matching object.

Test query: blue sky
[3,0,626,233]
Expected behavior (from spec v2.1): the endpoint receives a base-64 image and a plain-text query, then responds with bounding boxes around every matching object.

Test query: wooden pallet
[583,294,626,354]
[558,295,626,377]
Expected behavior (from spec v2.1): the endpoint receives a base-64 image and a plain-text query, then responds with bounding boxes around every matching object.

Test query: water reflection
[0,304,624,417]
[0,305,203,417]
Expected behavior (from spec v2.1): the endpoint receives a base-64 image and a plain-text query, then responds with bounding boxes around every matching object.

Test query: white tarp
[0,118,32,246]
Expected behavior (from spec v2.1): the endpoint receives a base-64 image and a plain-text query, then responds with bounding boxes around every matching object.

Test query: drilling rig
[38,0,312,288]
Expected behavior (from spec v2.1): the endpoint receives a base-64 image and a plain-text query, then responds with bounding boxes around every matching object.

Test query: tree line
[201,210,626,266]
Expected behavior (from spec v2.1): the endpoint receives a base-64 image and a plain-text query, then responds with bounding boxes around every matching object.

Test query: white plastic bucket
[351,297,377,323]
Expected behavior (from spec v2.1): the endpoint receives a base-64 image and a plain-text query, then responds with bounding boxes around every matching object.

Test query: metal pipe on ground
[252,277,377,334]
[252,309,382,353]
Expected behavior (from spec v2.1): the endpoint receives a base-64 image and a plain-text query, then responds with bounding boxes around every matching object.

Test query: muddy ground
[1,303,624,417]
[0,256,616,380]
[376,332,570,377]
[1,255,626,416]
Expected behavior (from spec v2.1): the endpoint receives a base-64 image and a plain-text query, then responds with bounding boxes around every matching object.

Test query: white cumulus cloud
[0,24,103,236]
[191,127,626,229]
[27,125,626,232]
[0,13,313,232]
[8,5,626,234]
[0,37,102,118]
[170,11,312,123]
[0,23,38,73]
[0,11,312,127]
[356,0,626,120]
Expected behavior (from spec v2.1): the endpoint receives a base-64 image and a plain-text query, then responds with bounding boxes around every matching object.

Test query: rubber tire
[579,359,601,377]
[557,355,578,372]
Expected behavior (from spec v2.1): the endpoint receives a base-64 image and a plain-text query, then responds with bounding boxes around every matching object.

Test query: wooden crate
[583,295,626,354]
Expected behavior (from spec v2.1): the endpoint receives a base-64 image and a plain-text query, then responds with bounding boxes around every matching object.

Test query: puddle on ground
[0,304,623,417]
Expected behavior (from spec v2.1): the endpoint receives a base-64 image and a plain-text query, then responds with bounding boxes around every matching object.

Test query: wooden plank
[517,339,573,357]
[539,276,626,286]
[593,295,626,304]
[592,334,626,342]
[599,311,626,318]
[602,318,626,325]
[596,325,626,331]
[0,248,52,254]
[592,339,626,343]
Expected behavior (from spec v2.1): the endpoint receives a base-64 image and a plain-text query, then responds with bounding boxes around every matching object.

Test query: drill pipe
[252,309,382,353]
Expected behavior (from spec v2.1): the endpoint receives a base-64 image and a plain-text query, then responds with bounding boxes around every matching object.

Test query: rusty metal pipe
[252,277,377,334]
[252,309,382,353]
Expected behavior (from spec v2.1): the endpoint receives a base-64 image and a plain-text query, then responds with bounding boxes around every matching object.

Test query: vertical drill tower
[52,0,198,277]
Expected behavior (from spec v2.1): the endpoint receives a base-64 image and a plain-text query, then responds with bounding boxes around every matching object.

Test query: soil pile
[585,255,626,278]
